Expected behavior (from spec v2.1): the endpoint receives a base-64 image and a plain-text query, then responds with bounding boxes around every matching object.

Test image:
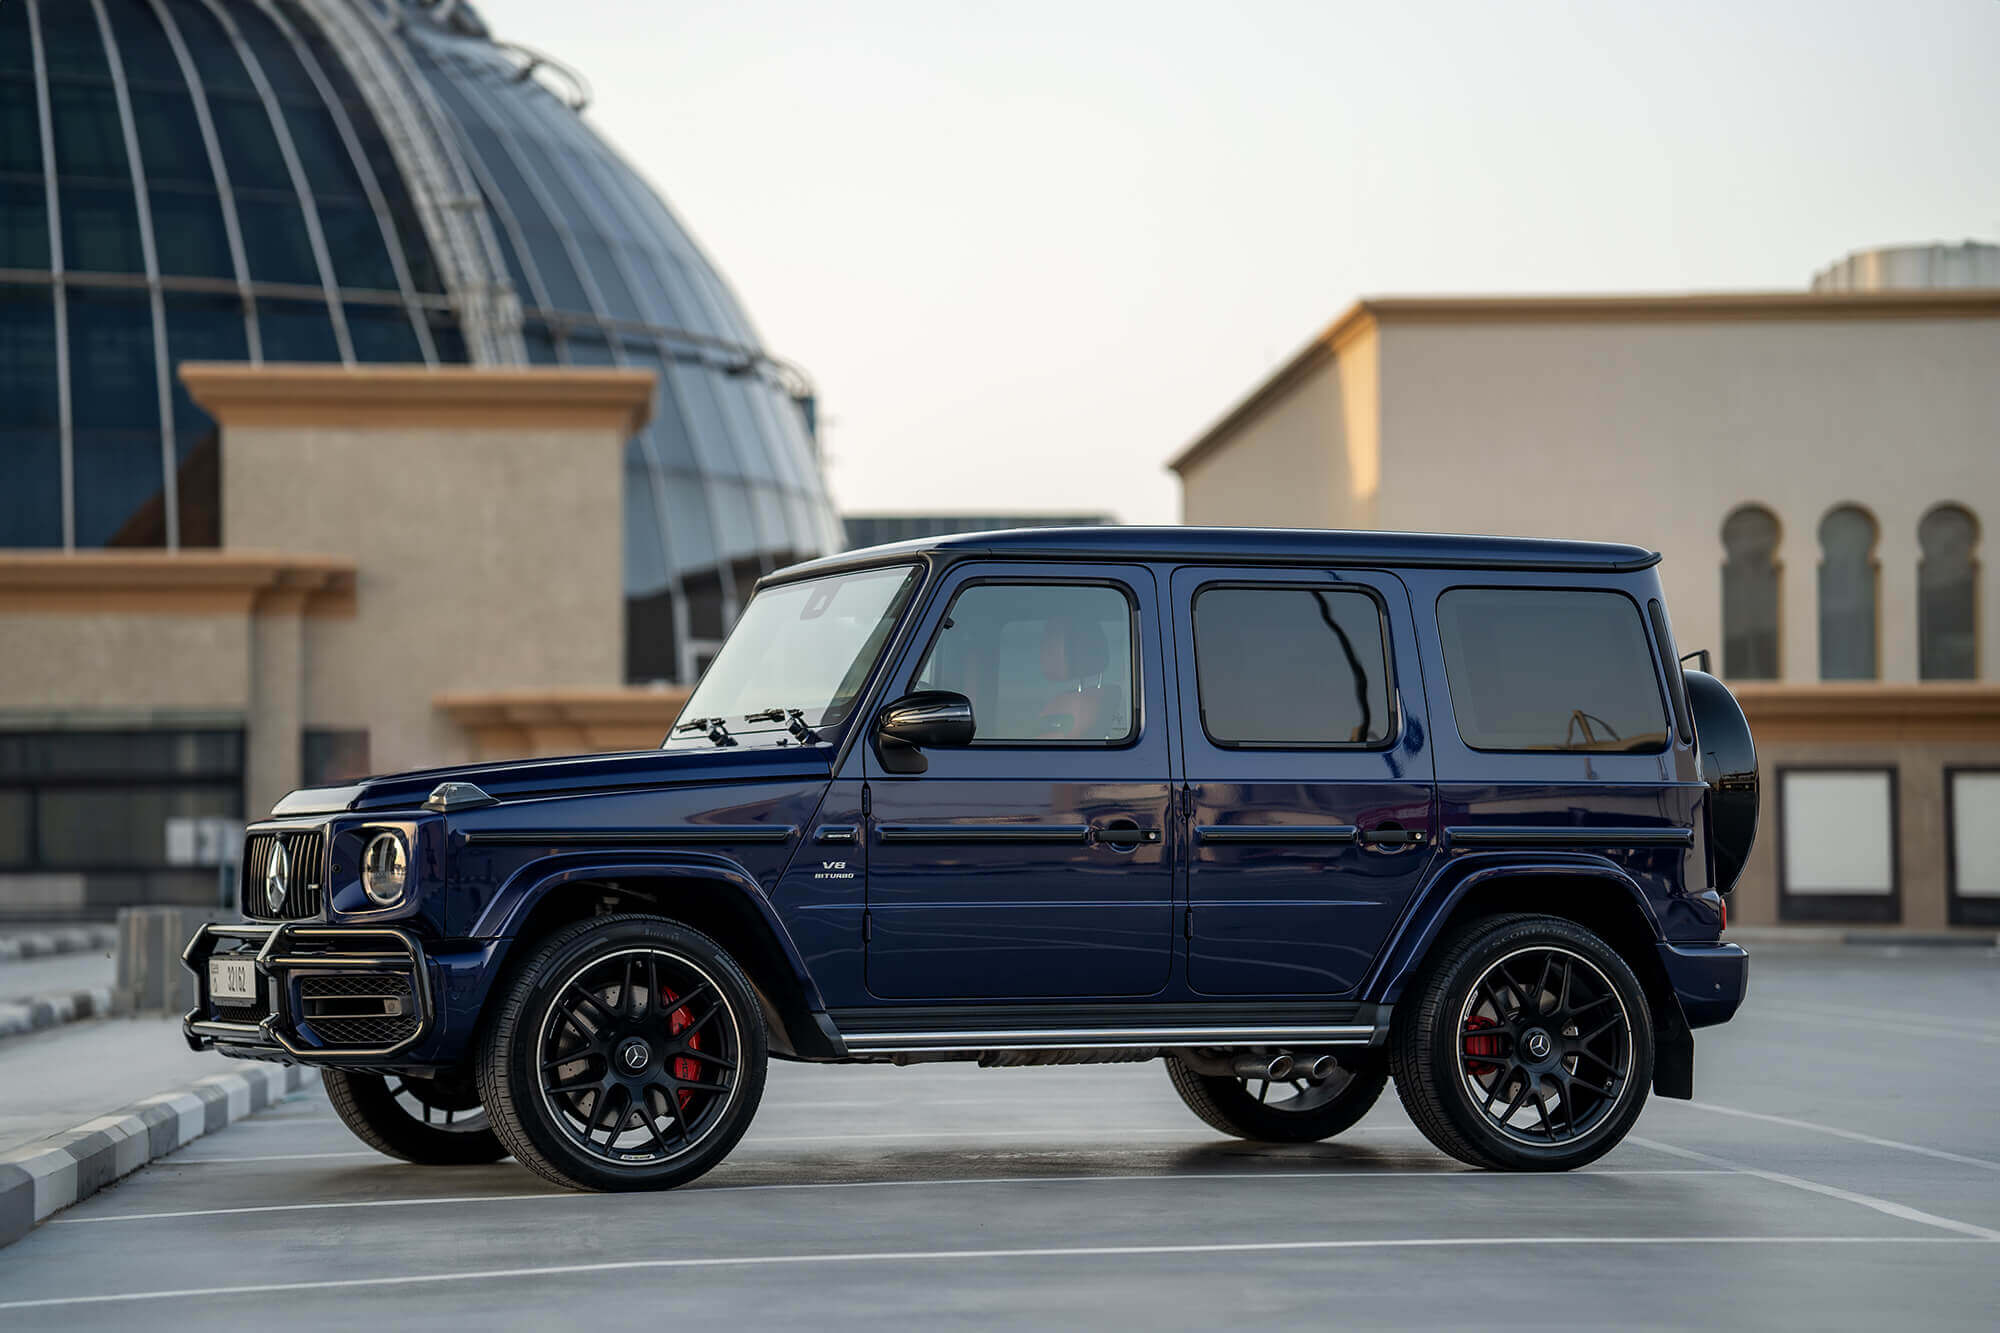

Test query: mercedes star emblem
[265,840,291,914]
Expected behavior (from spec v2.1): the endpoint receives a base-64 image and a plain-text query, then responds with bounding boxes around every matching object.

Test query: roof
[770,526,1660,581]
[1168,288,2000,474]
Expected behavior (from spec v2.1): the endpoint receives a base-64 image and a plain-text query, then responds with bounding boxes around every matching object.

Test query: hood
[267,744,836,818]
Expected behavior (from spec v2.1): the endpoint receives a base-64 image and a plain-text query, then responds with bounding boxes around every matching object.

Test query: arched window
[1919,503,1980,679]
[1721,504,1781,679]
[1818,504,1879,680]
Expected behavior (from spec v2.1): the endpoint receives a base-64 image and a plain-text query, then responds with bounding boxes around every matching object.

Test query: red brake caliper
[665,988,701,1106]
[1464,1014,1501,1076]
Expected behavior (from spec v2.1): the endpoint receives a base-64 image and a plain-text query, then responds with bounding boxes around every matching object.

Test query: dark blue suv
[185,527,1755,1190]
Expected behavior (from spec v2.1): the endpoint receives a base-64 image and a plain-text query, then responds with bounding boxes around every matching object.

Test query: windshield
[673,564,921,739]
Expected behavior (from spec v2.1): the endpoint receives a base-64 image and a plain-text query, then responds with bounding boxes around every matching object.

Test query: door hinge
[1184,905,1195,939]
[861,783,872,817]
[1178,785,1195,819]
[863,910,873,942]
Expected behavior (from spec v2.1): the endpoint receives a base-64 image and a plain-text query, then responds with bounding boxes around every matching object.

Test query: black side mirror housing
[874,691,975,774]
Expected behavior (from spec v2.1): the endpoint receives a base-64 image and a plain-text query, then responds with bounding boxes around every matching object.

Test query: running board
[840,1024,1378,1054]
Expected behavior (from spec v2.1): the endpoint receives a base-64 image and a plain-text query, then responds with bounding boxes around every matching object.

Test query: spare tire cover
[1685,669,1758,894]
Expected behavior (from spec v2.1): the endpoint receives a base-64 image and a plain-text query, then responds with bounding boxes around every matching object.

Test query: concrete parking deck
[0,949,1994,1329]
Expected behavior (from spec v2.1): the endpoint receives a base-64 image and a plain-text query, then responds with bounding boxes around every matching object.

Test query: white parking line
[1679,1102,2000,1173]
[0,1234,1983,1311]
[1756,1004,2000,1046]
[1759,999,2000,1036]
[169,1128,1250,1163]
[167,1151,378,1165]
[1629,1137,2000,1241]
[51,1168,1734,1225]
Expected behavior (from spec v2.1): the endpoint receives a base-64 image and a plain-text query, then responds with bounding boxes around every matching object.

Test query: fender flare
[1364,854,1667,1006]
[473,851,832,1038]
[1363,854,1696,1098]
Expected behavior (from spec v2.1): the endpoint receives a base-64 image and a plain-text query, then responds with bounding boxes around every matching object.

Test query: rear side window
[1193,586,1392,746]
[1437,589,1669,753]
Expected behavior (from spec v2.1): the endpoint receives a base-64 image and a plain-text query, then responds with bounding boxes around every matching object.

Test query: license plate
[209,957,258,1005]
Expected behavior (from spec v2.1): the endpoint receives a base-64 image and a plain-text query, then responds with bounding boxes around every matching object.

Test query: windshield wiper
[672,716,737,747]
[743,707,820,745]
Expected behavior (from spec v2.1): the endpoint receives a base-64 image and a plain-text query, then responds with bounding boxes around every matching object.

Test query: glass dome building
[0,0,840,682]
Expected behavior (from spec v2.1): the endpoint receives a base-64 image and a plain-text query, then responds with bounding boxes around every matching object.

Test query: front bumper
[1657,940,1749,1029]
[183,922,434,1063]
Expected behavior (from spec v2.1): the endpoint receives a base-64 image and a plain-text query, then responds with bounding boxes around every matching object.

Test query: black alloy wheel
[480,915,767,1192]
[1166,1054,1388,1143]
[1391,914,1653,1171]
[322,1067,507,1165]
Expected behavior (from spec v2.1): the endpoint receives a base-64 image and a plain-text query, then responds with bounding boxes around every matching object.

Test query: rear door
[1170,566,1436,995]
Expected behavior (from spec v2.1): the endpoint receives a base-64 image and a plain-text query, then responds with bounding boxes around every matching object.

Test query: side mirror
[874,691,975,774]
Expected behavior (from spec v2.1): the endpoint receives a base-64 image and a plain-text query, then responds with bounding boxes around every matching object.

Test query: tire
[1166,1054,1387,1143]
[322,1067,507,1165]
[478,914,768,1192]
[1390,913,1653,1171]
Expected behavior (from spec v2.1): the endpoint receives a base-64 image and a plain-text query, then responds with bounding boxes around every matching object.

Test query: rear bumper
[182,922,432,1063]
[1657,940,1749,1029]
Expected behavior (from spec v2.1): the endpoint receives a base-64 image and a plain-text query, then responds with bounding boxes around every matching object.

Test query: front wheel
[322,1068,507,1164]
[1390,913,1653,1171]
[1166,1054,1387,1142]
[478,914,767,1192]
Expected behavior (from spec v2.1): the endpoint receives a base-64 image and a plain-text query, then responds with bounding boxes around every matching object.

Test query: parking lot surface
[1,950,1995,1330]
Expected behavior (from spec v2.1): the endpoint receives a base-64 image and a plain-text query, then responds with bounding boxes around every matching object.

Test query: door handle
[1358,827,1428,847]
[1092,825,1160,847]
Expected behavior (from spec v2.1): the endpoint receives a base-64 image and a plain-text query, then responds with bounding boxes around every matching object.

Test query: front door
[863,563,1176,999]
[1171,566,1436,995]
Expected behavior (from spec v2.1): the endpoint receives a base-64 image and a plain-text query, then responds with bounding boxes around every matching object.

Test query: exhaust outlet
[1298,1054,1340,1081]
[1232,1053,1294,1081]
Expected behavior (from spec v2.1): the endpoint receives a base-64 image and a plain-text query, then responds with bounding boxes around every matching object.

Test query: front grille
[241,831,326,920]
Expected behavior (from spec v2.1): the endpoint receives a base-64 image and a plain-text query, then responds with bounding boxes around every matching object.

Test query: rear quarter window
[1437,588,1669,754]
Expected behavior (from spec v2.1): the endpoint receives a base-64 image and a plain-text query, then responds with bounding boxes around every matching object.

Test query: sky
[474,0,1998,525]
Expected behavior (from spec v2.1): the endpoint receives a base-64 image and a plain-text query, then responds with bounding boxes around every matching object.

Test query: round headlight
[361,832,409,906]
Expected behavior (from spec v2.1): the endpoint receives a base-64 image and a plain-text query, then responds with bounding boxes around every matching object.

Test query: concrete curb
[0,1064,318,1249]
[0,925,118,963]
[0,986,120,1041]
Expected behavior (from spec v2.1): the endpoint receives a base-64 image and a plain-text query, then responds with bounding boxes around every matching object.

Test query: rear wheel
[322,1067,507,1165]
[1390,913,1653,1171]
[1166,1055,1387,1143]
[479,914,767,1192]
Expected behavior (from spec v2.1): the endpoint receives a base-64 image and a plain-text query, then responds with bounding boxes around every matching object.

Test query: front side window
[913,583,1135,744]
[1437,589,1669,754]
[676,564,919,736]
[1193,586,1391,746]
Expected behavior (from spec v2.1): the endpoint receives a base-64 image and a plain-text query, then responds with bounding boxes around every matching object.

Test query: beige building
[0,366,687,916]
[1171,281,2000,933]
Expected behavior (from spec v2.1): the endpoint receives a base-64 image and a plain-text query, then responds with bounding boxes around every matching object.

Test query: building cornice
[435,687,692,759]
[1731,682,2000,743]
[0,551,356,616]
[1167,288,2000,475]
[179,364,656,434]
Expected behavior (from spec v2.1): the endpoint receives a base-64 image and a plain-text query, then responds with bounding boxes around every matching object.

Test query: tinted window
[915,584,1135,744]
[1437,589,1668,753]
[1194,586,1390,745]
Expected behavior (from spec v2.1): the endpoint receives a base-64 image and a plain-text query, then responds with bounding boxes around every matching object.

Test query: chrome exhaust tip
[1298,1053,1340,1081]
[1232,1053,1294,1081]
